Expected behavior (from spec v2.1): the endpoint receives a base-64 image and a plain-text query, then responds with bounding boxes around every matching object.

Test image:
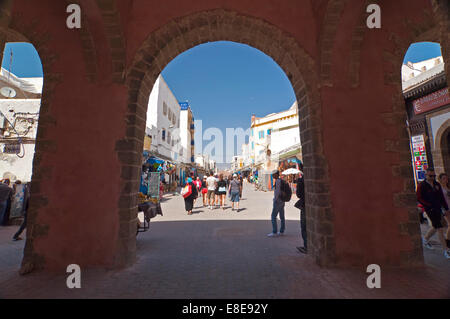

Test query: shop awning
[277,148,301,161]
[147,156,164,164]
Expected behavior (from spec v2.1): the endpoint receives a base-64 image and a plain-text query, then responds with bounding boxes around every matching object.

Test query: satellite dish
[1,87,16,98]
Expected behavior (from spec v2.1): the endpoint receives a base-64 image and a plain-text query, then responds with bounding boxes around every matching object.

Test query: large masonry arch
[122,10,334,267]
[1,0,447,274]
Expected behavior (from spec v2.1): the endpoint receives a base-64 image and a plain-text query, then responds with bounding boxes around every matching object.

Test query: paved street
[0,182,449,298]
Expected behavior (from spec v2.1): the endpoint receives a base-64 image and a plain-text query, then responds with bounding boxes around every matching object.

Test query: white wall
[0,143,35,182]
[402,56,445,91]
[195,154,209,168]
[249,102,300,164]
[241,143,250,167]
[179,109,191,163]
[271,119,300,155]
[146,75,181,161]
[0,99,41,182]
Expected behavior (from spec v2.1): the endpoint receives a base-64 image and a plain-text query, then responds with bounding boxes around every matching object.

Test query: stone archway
[374,4,450,265]
[117,9,336,267]
[0,25,56,274]
[4,0,447,274]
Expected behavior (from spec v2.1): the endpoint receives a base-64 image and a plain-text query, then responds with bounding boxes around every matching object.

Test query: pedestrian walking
[13,182,31,241]
[267,170,291,237]
[417,168,450,259]
[228,174,242,211]
[206,172,217,210]
[239,175,244,199]
[294,164,307,253]
[0,180,12,226]
[214,174,220,207]
[217,174,227,210]
[194,177,202,190]
[1,179,12,225]
[438,172,450,252]
[193,177,202,207]
[159,180,164,200]
[182,177,198,215]
[201,176,208,207]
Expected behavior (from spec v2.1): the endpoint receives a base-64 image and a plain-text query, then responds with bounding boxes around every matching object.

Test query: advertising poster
[148,172,160,199]
[411,135,428,182]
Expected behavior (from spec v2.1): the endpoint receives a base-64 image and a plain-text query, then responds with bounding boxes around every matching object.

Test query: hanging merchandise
[140,170,149,195]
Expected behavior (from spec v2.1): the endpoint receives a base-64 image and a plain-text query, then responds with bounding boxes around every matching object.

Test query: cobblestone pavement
[0,182,449,298]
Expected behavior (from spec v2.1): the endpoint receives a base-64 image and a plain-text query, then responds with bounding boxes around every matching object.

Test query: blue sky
[1,42,43,77]
[161,41,296,161]
[1,41,443,164]
[403,42,442,63]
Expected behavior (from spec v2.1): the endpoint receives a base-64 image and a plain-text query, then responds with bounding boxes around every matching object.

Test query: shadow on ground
[0,219,449,298]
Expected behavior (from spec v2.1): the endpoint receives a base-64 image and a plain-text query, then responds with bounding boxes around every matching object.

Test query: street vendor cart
[136,171,163,236]
[137,200,163,235]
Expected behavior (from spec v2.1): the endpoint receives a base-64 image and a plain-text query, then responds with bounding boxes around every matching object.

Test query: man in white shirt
[206,172,217,210]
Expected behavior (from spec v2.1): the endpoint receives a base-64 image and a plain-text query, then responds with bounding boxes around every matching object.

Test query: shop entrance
[443,128,450,174]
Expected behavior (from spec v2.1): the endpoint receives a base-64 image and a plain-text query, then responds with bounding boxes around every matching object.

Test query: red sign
[413,87,450,115]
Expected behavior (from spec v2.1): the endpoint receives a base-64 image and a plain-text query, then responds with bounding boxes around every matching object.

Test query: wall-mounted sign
[179,102,189,110]
[413,87,450,115]
[3,143,20,154]
[411,135,428,182]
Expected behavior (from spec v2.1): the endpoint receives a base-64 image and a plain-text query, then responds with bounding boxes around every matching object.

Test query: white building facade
[146,74,183,161]
[195,153,209,169]
[247,101,301,167]
[195,153,217,173]
[0,68,42,182]
[179,102,195,164]
[402,56,444,91]
[241,143,250,167]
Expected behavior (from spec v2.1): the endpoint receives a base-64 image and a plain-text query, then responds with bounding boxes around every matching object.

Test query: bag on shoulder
[181,184,192,198]
[279,179,292,202]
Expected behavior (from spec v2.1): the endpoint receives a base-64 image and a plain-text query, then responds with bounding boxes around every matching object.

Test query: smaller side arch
[432,118,450,175]
[2,14,61,274]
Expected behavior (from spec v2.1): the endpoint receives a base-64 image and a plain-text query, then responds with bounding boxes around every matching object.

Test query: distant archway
[434,120,450,175]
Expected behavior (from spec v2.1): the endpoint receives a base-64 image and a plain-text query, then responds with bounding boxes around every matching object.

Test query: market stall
[137,196,163,235]
[137,153,167,235]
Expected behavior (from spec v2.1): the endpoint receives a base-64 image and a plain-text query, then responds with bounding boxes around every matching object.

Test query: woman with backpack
[182,177,198,215]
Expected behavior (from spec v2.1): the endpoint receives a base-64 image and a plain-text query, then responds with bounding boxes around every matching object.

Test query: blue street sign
[179,102,189,110]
